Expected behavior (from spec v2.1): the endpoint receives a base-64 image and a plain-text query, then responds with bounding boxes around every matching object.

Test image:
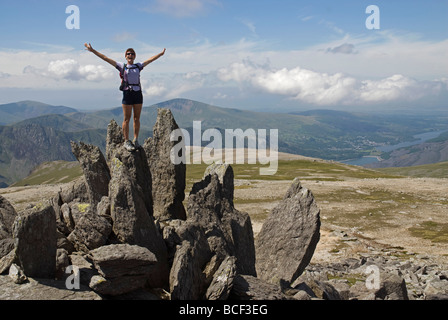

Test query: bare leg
[133,104,143,141]
[122,104,133,141]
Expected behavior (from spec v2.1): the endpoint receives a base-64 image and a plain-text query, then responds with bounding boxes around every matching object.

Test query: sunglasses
[126,52,135,56]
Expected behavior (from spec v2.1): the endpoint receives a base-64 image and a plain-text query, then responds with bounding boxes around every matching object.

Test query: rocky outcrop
[3,107,444,301]
[70,141,110,208]
[143,108,186,221]
[12,204,57,279]
[255,178,321,285]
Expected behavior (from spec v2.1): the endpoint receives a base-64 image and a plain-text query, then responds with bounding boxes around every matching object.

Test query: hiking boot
[124,140,135,151]
[133,139,140,149]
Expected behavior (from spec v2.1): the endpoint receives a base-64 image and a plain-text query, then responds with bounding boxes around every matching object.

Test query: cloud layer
[24,59,113,82]
[217,60,447,105]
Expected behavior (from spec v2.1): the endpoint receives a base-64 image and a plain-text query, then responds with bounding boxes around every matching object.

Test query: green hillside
[376,161,448,178]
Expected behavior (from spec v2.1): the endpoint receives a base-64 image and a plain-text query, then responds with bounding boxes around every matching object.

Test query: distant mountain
[0,100,77,125]
[0,123,105,186]
[1,98,447,187]
[69,98,448,160]
[13,114,91,132]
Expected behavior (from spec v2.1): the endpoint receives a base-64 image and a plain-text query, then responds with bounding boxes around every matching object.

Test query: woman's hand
[83,43,116,67]
[84,43,93,52]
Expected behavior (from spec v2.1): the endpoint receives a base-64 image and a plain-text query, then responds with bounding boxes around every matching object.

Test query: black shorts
[122,90,143,105]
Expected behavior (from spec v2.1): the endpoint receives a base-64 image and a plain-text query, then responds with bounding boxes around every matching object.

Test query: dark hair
[125,48,136,57]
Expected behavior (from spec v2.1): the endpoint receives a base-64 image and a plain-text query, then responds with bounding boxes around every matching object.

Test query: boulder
[12,203,57,279]
[58,177,89,205]
[168,221,213,300]
[230,275,290,300]
[108,156,169,288]
[205,255,237,300]
[71,141,111,208]
[8,263,27,284]
[187,171,256,276]
[376,272,409,300]
[203,163,234,205]
[67,211,112,253]
[90,244,157,278]
[143,108,186,221]
[255,178,320,285]
[114,145,153,216]
[89,244,158,296]
[88,245,148,295]
[0,195,18,240]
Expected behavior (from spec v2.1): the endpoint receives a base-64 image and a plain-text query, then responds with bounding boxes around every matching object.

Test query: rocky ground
[236,176,448,300]
[1,174,447,300]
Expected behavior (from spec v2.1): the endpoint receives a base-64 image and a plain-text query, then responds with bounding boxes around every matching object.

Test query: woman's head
[125,48,136,63]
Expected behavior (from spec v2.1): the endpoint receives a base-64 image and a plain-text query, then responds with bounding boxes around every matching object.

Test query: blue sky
[0,0,447,112]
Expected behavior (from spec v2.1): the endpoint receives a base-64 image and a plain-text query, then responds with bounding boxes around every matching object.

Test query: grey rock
[108,156,169,288]
[295,278,341,300]
[105,119,125,164]
[143,108,186,221]
[96,196,110,216]
[255,178,320,285]
[114,144,153,216]
[188,172,256,276]
[58,177,89,204]
[0,238,14,260]
[61,203,75,232]
[12,203,56,279]
[0,248,16,274]
[293,290,312,300]
[89,244,158,279]
[203,163,234,205]
[71,141,111,208]
[69,253,98,286]
[89,274,149,296]
[67,211,112,253]
[8,263,27,284]
[88,244,158,296]
[376,272,409,300]
[169,235,213,300]
[0,195,18,240]
[55,248,70,280]
[206,256,237,300]
[230,275,290,300]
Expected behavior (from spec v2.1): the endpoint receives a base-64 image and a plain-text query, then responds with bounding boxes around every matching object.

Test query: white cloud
[217,60,447,106]
[144,85,167,97]
[326,43,357,55]
[25,59,114,82]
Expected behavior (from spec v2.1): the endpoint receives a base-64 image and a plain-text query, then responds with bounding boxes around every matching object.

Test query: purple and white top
[116,62,144,91]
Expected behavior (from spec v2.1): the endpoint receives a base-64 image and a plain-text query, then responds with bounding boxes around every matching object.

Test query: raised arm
[84,43,116,67]
[142,48,166,68]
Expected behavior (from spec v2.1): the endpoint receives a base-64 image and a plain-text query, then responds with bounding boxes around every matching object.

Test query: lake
[341,130,448,166]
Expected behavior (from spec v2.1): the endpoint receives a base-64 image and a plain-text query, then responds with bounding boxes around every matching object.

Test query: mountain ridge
[0,98,447,187]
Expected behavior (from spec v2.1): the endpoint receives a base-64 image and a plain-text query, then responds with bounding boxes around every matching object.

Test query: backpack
[119,63,143,91]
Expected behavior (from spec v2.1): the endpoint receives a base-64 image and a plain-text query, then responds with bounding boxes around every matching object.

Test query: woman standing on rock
[84,43,166,151]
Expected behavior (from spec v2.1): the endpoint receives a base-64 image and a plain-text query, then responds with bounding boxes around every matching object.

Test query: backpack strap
[119,63,142,90]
